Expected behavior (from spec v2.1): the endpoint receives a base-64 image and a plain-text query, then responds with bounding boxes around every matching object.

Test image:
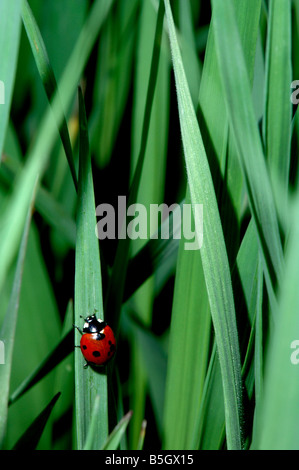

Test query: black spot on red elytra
[92,350,101,357]
[82,345,87,350]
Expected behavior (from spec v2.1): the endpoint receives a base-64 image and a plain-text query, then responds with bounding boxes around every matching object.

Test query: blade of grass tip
[0,181,37,448]
[263,0,292,196]
[100,411,133,451]
[74,87,108,450]
[137,419,147,451]
[0,0,114,297]
[164,0,243,449]
[104,0,165,335]
[0,0,22,159]
[8,329,73,407]
[21,0,77,191]
[12,392,61,450]
[211,0,284,302]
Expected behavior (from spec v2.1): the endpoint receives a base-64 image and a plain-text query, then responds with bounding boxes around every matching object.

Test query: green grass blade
[163,190,211,450]
[198,0,261,267]
[197,345,225,449]
[211,0,284,296]
[0,153,76,248]
[164,0,243,449]
[82,395,100,450]
[253,191,299,449]
[197,219,261,449]
[253,256,264,424]
[8,330,73,406]
[100,411,133,451]
[136,420,147,451]
[124,311,167,438]
[0,0,113,298]
[0,0,22,158]
[90,0,139,167]
[124,202,181,302]
[128,0,170,446]
[263,0,292,192]
[21,0,78,191]
[12,392,61,450]
[178,0,201,107]
[0,184,36,448]
[74,87,108,450]
[104,0,165,334]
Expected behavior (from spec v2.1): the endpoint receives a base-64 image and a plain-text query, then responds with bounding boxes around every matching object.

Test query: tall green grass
[0,0,299,450]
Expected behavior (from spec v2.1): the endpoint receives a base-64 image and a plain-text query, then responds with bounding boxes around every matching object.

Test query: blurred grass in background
[0,0,299,450]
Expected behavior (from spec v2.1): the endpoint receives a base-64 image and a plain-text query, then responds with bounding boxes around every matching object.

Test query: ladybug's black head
[82,314,106,333]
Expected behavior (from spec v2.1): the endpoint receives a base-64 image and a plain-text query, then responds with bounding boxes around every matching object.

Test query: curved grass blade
[197,345,225,450]
[197,0,261,267]
[104,0,165,334]
[211,0,284,299]
[178,0,201,107]
[196,219,262,449]
[0,0,22,159]
[128,0,170,445]
[263,0,292,193]
[163,190,211,450]
[8,329,73,406]
[124,202,181,302]
[21,0,78,191]
[74,87,108,450]
[0,183,36,448]
[12,392,61,450]
[0,0,114,300]
[253,191,299,449]
[0,153,76,248]
[100,411,133,451]
[164,0,243,449]
[90,0,139,168]
[137,420,147,451]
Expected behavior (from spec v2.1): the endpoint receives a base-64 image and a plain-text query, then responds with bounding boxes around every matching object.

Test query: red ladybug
[74,313,116,367]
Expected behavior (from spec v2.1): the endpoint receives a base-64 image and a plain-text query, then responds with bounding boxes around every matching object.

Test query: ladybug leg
[73,324,83,335]
[83,362,89,369]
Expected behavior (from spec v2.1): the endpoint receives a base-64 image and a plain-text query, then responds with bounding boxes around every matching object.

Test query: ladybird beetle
[74,313,116,368]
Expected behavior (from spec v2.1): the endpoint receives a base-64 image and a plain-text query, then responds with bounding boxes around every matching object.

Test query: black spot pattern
[82,345,87,350]
[92,350,101,357]
[107,341,116,357]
